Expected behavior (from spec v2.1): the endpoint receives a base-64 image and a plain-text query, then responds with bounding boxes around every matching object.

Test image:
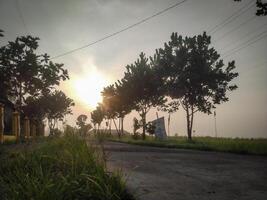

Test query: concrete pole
[13,111,20,143]
[24,116,30,141]
[0,103,4,144]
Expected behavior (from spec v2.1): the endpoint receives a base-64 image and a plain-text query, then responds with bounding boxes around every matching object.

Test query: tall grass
[110,136,267,155]
[0,134,134,200]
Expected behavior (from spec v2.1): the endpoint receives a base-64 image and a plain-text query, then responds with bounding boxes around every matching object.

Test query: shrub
[0,135,134,200]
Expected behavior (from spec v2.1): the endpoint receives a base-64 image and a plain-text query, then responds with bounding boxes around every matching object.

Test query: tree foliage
[102,81,133,136]
[121,52,166,139]
[22,96,46,121]
[154,32,238,139]
[76,114,92,137]
[0,35,68,109]
[91,104,105,132]
[234,0,267,16]
[41,90,74,133]
[76,114,88,128]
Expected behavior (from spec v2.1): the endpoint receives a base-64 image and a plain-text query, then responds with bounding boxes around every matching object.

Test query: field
[0,134,134,200]
[110,135,267,155]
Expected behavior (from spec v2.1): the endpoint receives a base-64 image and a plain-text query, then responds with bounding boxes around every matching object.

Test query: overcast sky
[1,0,266,138]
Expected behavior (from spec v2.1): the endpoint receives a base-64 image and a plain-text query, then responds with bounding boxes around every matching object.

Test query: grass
[0,134,134,200]
[110,135,267,155]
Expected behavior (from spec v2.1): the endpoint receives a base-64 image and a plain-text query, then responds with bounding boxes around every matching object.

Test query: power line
[218,20,267,51]
[51,0,188,60]
[213,15,256,44]
[222,29,267,58]
[207,0,254,35]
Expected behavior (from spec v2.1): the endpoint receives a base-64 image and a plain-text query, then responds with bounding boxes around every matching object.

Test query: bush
[0,135,134,200]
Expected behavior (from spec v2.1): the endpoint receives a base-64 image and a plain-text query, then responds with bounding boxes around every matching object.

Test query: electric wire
[51,0,188,59]
[221,29,267,58]
[213,15,256,44]
[207,1,254,35]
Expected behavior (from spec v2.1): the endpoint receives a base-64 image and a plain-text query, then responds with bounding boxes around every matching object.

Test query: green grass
[0,134,134,200]
[110,135,267,155]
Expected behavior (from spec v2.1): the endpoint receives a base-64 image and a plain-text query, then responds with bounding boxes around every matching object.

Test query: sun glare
[73,69,108,109]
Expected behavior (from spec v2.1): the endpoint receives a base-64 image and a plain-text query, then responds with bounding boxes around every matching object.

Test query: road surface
[104,141,267,200]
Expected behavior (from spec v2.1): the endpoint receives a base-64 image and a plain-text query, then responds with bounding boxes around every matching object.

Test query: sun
[73,69,108,109]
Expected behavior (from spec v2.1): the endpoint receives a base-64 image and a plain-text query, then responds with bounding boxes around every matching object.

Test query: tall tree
[102,85,119,136]
[102,82,133,137]
[91,104,105,133]
[0,35,68,109]
[22,96,46,122]
[122,52,165,139]
[41,90,74,134]
[76,114,92,137]
[76,114,88,128]
[153,32,238,140]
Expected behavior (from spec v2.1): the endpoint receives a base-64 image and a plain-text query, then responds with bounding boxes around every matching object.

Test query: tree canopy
[121,52,166,139]
[0,35,68,109]
[41,90,74,133]
[153,32,238,139]
[91,104,105,132]
[234,0,267,16]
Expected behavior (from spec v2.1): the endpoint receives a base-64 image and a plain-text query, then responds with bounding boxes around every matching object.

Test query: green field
[110,136,267,155]
[0,134,134,200]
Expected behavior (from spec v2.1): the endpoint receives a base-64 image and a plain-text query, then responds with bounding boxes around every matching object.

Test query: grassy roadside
[0,134,134,200]
[109,136,267,155]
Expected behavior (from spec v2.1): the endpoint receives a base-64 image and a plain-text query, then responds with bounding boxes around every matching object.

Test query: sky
[0,0,266,138]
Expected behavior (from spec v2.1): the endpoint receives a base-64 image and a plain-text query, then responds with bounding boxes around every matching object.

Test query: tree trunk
[190,106,194,139]
[121,117,124,136]
[118,117,121,135]
[142,112,146,140]
[112,118,120,138]
[185,105,194,141]
[185,104,192,140]
[109,119,111,135]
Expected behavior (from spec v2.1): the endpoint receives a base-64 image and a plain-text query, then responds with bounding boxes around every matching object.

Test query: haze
[1,0,266,138]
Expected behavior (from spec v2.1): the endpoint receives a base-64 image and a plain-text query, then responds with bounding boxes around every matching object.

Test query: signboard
[151,117,167,140]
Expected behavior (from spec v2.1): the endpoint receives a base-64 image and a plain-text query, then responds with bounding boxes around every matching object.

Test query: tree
[153,32,238,140]
[122,52,166,139]
[133,117,140,135]
[146,122,156,136]
[102,81,133,137]
[21,96,47,137]
[76,114,92,137]
[0,29,10,99]
[234,0,267,16]
[22,96,46,121]
[76,114,88,128]
[42,90,74,134]
[91,104,105,133]
[102,85,120,136]
[0,35,69,109]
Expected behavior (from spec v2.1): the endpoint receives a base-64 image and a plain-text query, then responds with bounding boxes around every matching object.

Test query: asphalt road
[104,141,267,200]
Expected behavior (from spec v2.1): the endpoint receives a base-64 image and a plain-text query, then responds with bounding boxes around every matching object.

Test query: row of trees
[0,30,74,134]
[91,32,239,140]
